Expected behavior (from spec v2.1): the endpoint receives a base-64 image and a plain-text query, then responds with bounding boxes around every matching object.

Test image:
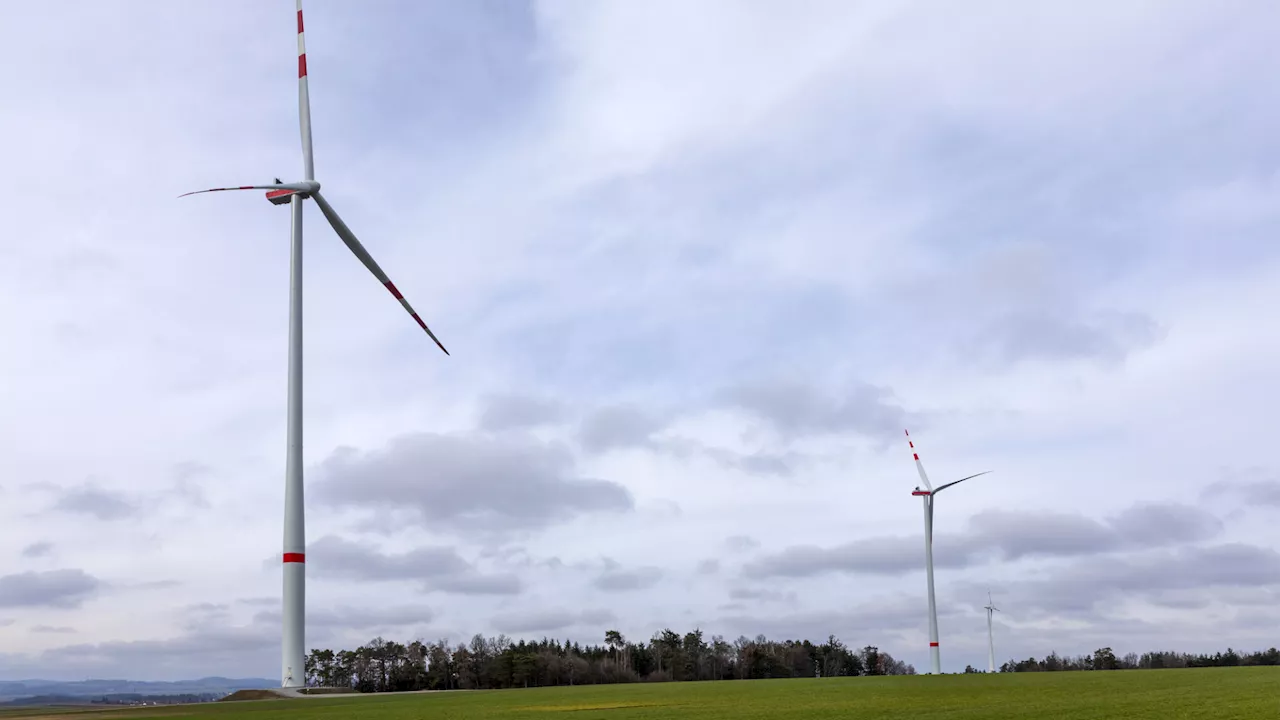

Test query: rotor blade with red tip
[297,0,315,180]
[178,182,311,199]
[905,429,933,491]
[311,191,449,355]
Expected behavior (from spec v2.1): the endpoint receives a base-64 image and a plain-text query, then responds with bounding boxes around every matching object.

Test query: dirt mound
[219,689,284,702]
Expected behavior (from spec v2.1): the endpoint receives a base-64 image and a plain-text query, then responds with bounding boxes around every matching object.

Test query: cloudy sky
[3,0,1280,681]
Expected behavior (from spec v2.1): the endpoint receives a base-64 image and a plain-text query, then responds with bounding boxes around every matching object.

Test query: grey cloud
[491,608,617,635]
[0,569,100,609]
[956,543,1280,619]
[743,535,948,579]
[578,404,669,453]
[724,535,760,553]
[717,380,911,440]
[31,625,75,634]
[253,605,433,631]
[719,599,955,645]
[744,501,1222,579]
[592,561,664,592]
[650,437,801,479]
[1202,473,1280,507]
[728,587,796,603]
[313,433,633,536]
[49,483,138,521]
[695,559,720,575]
[974,309,1163,365]
[308,535,522,596]
[21,541,54,559]
[694,444,800,477]
[479,393,567,432]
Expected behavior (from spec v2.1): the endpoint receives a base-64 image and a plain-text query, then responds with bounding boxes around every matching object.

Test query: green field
[1,668,1276,720]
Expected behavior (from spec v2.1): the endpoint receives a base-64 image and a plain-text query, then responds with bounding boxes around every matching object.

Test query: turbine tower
[984,590,1001,673]
[905,429,990,675]
[181,1,449,687]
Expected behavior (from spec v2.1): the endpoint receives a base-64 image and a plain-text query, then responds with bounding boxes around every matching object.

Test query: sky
[2,0,1279,681]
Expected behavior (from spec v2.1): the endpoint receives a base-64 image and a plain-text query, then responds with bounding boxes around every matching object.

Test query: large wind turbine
[984,590,1001,673]
[181,1,449,687]
[905,429,989,675]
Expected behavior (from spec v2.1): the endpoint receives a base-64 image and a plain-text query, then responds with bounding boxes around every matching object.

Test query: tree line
[304,629,1280,692]
[304,629,914,691]
[990,646,1280,674]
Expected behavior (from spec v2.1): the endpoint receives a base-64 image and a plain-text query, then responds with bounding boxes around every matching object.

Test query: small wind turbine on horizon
[905,429,991,675]
[984,590,1001,673]
[180,1,449,688]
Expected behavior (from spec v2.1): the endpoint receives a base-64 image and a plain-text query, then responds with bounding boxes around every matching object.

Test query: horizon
[2,0,1279,682]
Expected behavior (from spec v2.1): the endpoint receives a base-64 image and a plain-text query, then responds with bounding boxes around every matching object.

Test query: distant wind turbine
[905,429,991,675]
[180,1,449,687]
[984,590,1001,673]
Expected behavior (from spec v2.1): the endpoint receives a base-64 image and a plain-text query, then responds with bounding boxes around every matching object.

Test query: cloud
[716,380,912,440]
[592,560,664,592]
[723,536,760,553]
[727,587,796,603]
[973,309,1164,366]
[31,625,76,634]
[1202,469,1280,508]
[253,605,434,631]
[0,570,100,609]
[958,543,1280,618]
[309,427,629,535]
[718,599,949,645]
[21,542,54,559]
[478,393,567,432]
[743,502,1223,578]
[695,559,720,575]
[48,482,139,521]
[313,433,633,536]
[307,535,522,595]
[578,404,669,453]
[491,608,617,635]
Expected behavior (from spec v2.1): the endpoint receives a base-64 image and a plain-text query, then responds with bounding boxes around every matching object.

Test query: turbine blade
[178,184,283,198]
[311,191,449,355]
[178,182,313,199]
[297,0,315,180]
[905,429,933,491]
[934,470,993,494]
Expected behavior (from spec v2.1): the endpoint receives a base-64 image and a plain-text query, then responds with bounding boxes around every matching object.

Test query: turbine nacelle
[267,180,321,206]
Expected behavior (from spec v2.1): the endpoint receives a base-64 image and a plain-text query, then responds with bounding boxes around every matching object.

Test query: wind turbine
[180,1,449,687]
[984,590,1001,673]
[905,429,990,675]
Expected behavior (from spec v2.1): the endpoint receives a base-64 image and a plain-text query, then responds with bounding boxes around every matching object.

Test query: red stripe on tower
[913,453,919,461]
[283,553,305,564]
[297,9,304,33]
[929,642,939,647]
[385,281,404,300]
[411,313,428,330]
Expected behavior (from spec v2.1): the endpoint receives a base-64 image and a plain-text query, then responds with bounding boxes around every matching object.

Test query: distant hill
[0,677,276,704]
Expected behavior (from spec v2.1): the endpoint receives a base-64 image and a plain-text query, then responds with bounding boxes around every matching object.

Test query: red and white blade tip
[383,281,449,355]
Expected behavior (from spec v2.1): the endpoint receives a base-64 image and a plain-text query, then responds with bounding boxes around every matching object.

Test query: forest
[305,630,910,691]
[303,628,1280,692]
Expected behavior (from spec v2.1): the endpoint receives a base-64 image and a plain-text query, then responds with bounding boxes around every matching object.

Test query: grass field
[0,668,1275,720]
